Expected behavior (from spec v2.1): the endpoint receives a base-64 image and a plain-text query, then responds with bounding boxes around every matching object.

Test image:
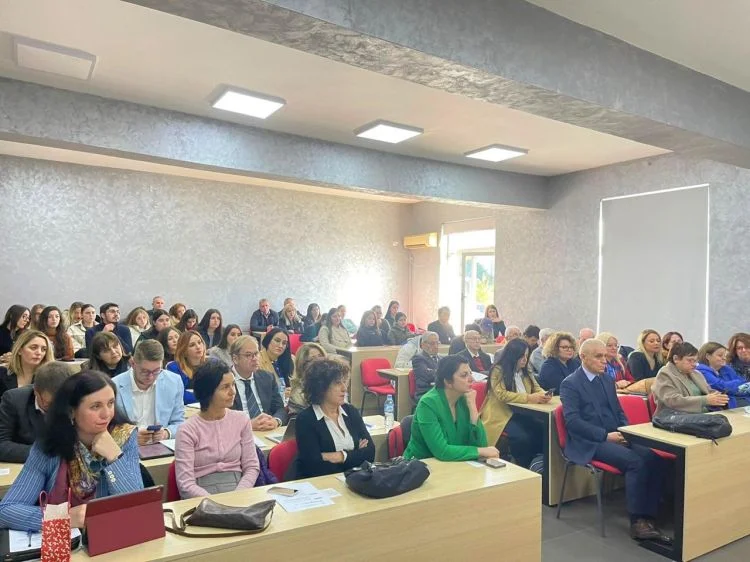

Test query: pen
[27,530,32,548]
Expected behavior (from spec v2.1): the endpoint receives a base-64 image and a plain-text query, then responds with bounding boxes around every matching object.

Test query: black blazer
[0,368,18,401]
[537,357,577,395]
[412,351,440,399]
[294,403,375,478]
[0,326,14,356]
[427,321,455,344]
[0,386,45,463]
[277,317,303,335]
[355,326,387,347]
[231,370,288,425]
[458,348,492,374]
[627,352,660,381]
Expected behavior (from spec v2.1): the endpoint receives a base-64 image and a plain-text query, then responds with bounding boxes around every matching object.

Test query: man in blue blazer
[560,338,667,542]
[112,340,185,445]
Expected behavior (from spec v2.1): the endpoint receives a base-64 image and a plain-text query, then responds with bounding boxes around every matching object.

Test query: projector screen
[598,185,709,346]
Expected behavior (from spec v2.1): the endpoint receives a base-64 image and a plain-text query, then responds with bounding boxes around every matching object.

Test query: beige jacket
[480,365,542,446]
[318,325,352,352]
[652,361,711,416]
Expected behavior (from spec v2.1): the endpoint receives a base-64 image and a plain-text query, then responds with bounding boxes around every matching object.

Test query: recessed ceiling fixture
[12,36,97,80]
[355,120,423,144]
[465,144,528,163]
[212,86,285,119]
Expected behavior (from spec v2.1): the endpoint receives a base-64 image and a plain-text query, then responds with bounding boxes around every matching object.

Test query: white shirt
[313,404,354,454]
[233,368,262,417]
[130,372,157,428]
[513,371,528,394]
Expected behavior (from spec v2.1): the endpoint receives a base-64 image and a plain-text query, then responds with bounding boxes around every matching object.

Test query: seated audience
[207,324,242,368]
[278,303,303,334]
[0,331,54,398]
[38,306,74,361]
[384,300,400,328]
[198,308,223,348]
[288,343,326,415]
[0,371,142,531]
[413,332,441,401]
[84,332,130,377]
[167,330,207,404]
[176,309,199,333]
[63,302,83,331]
[504,325,523,342]
[259,329,294,388]
[124,307,151,349]
[404,355,498,462]
[139,309,171,342]
[356,310,388,347]
[0,362,70,462]
[371,305,390,337]
[318,309,353,352]
[30,305,44,329]
[560,339,668,542]
[112,340,185,445]
[726,332,750,381]
[157,327,180,366]
[480,339,550,468]
[283,298,305,324]
[696,342,750,408]
[250,299,278,333]
[303,303,321,331]
[146,296,165,320]
[294,359,375,478]
[596,332,635,389]
[458,330,492,374]
[652,342,729,416]
[0,305,29,357]
[174,361,260,498]
[230,336,287,430]
[530,328,554,375]
[302,312,325,343]
[337,305,358,335]
[169,302,186,327]
[524,325,541,352]
[68,303,97,356]
[85,303,133,354]
[577,328,595,347]
[627,329,664,381]
[483,304,506,339]
[387,312,416,345]
[427,306,455,344]
[449,324,482,355]
[537,332,578,395]
[394,333,423,369]
[661,331,683,364]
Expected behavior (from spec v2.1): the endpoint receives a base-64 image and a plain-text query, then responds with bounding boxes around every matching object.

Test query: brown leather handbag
[164,498,275,538]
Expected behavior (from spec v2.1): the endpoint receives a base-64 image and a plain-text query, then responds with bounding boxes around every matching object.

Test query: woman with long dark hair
[197,309,223,348]
[38,306,74,361]
[355,310,387,347]
[158,327,180,366]
[384,300,400,328]
[260,328,294,387]
[0,305,29,356]
[0,371,142,531]
[480,339,549,469]
[207,324,242,368]
[317,309,351,351]
[176,309,199,333]
[84,332,130,377]
[303,303,321,331]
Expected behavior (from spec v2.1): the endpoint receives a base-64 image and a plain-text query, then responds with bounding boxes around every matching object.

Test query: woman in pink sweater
[175,360,260,498]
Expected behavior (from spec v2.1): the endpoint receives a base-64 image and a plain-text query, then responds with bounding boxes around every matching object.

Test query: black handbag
[344,458,430,498]
[652,409,732,441]
[164,498,275,538]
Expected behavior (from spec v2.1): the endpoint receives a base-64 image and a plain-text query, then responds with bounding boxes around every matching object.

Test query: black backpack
[652,409,732,442]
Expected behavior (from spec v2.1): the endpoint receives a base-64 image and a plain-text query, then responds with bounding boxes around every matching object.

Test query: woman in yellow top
[480,338,550,469]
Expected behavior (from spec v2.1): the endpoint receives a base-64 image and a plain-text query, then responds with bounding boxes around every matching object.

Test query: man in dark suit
[250,299,279,333]
[412,331,441,401]
[85,302,134,354]
[459,330,492,374]
[229,335,287,431]
[560,339,668,542]
[0,362,70,462]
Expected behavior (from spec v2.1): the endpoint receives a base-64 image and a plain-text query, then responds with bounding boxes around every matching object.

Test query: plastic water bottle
[278,377,287,406]
[384,395,395,431]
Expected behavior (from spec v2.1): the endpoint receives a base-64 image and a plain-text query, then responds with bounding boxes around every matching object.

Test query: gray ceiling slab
[0,78,547,208]
[125,0,750,168]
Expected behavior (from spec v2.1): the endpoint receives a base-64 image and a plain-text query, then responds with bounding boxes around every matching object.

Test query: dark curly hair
[193,359,232,411]
[303,358,351,405]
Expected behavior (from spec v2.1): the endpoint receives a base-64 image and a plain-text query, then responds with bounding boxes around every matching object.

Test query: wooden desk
[0,463,25,497]
[72,458,541,561]
[377,368,411,420]
[251,331,267,340]
[620,407,750,561]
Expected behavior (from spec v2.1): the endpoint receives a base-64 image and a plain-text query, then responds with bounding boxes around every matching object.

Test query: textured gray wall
[0,155,410,326]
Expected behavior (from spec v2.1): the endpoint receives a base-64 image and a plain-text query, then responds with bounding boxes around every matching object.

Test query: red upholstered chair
[647,393,657,418]
[387,415,413,458]
[360,358,395,414]
[288,333,302,355]
[406,323,417,333]
[471,381,487,410]
[618,395,676,461]
[554,405,622,537]
[268,440,298,482]
[166,461,180,502]
[408,369,416,402]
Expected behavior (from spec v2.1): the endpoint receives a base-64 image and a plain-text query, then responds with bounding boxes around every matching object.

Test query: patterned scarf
[67,423,135,502]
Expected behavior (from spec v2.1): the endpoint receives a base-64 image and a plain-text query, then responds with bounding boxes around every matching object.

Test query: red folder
[85,486,165,556]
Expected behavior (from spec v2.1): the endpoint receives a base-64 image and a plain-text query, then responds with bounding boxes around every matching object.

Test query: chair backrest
[166,461,180,502]
[647,393,657,418]
[288,333,303,355]
[406,323,417,333]
[471,381,487,410]
[387,414,414,458]
[268,440,298,482]
[553,405,567,449]
[361,358,393,387]
[408,369,416,399]
[618,395,651,425]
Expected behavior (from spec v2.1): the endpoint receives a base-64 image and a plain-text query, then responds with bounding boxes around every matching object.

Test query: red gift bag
[40,491,72,562]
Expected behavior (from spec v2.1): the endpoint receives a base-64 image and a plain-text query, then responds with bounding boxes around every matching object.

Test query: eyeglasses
[558,345,574,351]
[137,367,162,378]
[237,352,260,359]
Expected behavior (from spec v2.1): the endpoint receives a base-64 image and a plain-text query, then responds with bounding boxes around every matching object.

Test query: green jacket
[403,387,488,461]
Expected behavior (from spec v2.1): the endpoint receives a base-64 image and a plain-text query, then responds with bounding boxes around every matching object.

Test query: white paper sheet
[465,461,485,468]
[269,482,334,513]
[0,468,10,476]
[254,436,267,448]
[159,439,176,451]
[265,433,284,444]
[186,402,201,409]
[320,488,341,498]
[471,371,487,382]
[8,528,80,552]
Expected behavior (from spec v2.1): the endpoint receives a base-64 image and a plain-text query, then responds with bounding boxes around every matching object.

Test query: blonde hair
[596,332,626,371]
[8,330,53,378]
[543,332,576,359]
[636,329,663,370]
[294,343,327,381]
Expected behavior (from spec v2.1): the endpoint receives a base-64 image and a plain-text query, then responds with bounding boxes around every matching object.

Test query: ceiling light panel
[212,87,285,119]
[13,36,96,80]
[355,120,423,144]
[465,144,528,162]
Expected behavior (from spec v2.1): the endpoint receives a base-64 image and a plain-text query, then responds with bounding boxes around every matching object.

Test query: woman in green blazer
[404,355,499,462]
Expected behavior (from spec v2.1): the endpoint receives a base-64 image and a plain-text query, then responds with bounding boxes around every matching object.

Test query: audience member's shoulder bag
[164,498,275,538]
[344,458,430,499]
[652,409,732,442]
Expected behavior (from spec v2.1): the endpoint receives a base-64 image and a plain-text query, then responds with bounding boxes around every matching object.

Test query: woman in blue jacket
[537,332,578,395]
[696,342,750,408]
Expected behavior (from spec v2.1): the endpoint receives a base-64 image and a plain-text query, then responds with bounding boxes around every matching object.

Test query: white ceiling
[0,0,668,178]
[528,0,750,93]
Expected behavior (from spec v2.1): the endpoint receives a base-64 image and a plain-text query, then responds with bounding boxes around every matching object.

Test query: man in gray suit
[0,362,70,462]
[412,331,441,401]
[230,336,287,431]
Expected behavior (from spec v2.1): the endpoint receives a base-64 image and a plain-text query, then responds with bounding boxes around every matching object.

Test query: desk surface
[377,367,411,378]
[507,397,560,414]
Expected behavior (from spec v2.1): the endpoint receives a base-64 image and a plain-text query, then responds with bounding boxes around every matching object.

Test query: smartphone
[146,425,162,433]
[268,486,298,497]
[485,458,506,469]
[545,388,555,397]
